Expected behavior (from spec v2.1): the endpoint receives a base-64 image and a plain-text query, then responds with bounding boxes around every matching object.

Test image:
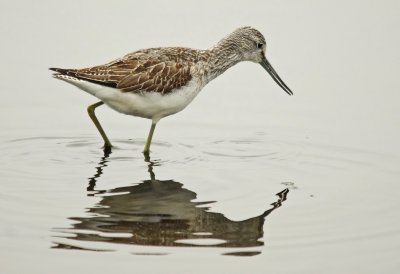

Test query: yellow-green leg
[143,121,157,154]
[87,101,112,148]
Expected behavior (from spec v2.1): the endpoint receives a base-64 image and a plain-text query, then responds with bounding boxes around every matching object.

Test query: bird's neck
[201,38,243,83]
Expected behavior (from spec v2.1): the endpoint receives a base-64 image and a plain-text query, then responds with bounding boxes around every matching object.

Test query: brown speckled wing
[117,60,192,94]
[50,48,194,95]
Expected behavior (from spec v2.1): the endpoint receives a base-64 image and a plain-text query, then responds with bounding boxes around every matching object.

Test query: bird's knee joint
[87,106,95,114]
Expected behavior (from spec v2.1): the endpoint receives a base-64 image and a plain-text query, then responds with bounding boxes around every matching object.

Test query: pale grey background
[1,1,399,273]
[1,0,398,153]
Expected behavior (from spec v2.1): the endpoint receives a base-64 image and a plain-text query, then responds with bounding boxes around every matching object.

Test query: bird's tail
[49,67,76,76]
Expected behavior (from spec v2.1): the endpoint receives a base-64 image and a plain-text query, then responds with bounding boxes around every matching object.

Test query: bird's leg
[143,121,157,154]
[87,101,112,149]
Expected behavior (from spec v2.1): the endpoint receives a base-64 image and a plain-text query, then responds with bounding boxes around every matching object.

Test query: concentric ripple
[1,132,399,257]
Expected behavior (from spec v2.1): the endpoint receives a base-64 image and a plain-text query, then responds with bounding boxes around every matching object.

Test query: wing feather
[51,48,196,94]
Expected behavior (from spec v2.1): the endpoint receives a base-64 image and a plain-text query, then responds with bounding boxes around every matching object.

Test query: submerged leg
[87,101,112,148]
[143,121,157,154]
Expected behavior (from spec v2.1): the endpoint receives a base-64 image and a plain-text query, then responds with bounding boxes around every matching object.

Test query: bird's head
[226,27,293,96]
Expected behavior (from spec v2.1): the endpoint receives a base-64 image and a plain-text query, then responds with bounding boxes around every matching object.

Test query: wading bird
[50,27,293,154]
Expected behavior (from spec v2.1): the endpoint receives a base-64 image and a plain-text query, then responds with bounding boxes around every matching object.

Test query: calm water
[1,1,400,273]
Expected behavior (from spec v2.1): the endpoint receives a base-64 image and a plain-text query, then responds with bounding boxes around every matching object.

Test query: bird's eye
[257,43,263,49]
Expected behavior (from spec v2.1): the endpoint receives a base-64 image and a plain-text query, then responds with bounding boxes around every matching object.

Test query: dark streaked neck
[201,37,243,83]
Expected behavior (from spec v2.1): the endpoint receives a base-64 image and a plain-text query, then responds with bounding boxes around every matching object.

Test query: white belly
[57,75,204,122]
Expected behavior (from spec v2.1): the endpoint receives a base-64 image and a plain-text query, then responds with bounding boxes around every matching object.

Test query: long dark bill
[261,57,293,96]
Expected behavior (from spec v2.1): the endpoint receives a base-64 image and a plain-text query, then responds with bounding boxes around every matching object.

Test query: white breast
[56,75,204,123]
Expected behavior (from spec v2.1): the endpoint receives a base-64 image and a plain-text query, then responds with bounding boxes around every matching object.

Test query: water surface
[1,1,400,273]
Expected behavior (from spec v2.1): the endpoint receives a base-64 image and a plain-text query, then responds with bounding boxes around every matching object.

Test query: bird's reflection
[53,150,289,256]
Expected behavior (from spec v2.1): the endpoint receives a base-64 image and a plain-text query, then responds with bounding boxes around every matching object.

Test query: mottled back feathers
[51,47,198,94]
